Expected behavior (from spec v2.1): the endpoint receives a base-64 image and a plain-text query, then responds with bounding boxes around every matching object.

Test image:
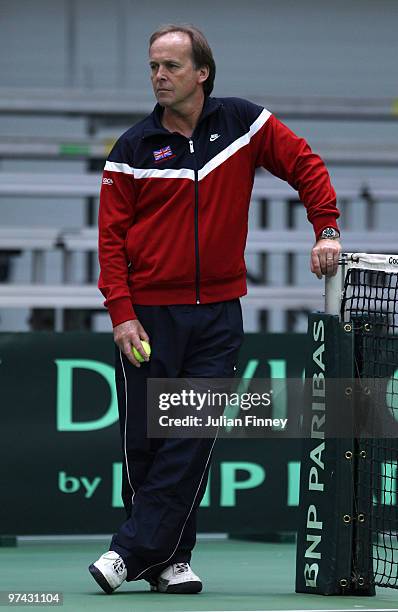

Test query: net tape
[344,252,398,273]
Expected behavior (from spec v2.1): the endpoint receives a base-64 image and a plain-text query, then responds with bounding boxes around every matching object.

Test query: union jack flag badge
[153,145,173,161]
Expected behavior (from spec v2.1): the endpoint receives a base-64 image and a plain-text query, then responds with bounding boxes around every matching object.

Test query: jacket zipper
[189,138,200,304]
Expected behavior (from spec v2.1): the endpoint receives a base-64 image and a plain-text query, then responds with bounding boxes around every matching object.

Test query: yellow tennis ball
[132,341,151,363]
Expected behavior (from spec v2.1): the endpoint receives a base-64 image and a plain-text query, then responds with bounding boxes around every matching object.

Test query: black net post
[348,316,376,594]
[298,255,398,596]
[296,312,364,595]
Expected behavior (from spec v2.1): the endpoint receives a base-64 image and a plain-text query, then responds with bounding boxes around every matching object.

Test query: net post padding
[296,313,365,595]
[298,254,398,595]
[349,317,377,596]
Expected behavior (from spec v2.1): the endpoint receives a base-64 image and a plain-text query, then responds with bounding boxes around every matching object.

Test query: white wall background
[1,0,397,97]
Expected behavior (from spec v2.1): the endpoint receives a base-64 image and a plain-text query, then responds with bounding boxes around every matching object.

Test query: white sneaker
[151,562,202,594]
[89,551,127,594]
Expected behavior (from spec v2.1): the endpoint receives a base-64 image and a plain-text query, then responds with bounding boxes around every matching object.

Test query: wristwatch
[320,227,340,240]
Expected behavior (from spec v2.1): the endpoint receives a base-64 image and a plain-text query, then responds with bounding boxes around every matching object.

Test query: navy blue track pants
[110,299,244,581]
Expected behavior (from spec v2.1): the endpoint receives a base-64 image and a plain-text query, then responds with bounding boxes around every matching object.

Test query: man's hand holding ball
[113,319,151,367]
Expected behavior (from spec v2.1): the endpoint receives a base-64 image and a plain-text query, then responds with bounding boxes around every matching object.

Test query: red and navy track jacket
[98,96,339,327]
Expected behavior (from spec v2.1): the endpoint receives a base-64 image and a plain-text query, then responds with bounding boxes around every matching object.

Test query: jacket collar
[142,96,222,139]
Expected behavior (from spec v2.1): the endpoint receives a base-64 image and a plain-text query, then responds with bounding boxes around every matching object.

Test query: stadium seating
[1,89,398,330]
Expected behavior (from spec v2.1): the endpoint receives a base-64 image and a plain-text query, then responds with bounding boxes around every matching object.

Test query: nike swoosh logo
[209,134,220,142]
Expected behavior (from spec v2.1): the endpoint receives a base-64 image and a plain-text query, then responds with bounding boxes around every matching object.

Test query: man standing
[89,24,341,594]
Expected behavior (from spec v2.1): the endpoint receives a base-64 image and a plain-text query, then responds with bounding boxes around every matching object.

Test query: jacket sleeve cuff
[106,297,137,328]
[312,215,340,241]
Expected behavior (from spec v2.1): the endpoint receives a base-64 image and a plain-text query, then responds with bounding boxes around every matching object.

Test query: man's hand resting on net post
[113,319,150,367]
[311,238,341,279]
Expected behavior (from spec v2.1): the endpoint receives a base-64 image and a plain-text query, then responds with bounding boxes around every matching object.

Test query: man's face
[149,32,208,109]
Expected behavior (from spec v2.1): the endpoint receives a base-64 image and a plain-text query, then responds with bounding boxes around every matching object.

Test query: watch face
[322,227,339,239]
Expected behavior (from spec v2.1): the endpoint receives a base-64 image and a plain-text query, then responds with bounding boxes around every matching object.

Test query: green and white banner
[0,332,305,536]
